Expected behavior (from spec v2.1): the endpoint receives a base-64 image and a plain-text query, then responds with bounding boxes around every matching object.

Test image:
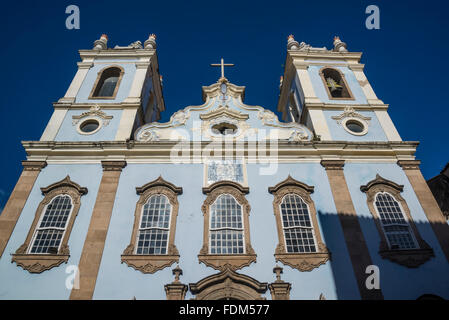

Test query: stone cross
[210,58,234,79]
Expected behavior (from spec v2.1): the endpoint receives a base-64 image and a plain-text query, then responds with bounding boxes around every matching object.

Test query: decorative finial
[287,34,300,50]
[172,265,183,283]
[333,36,348,52]
[273,265,284,282]
[93,34,108,50]
[144,34,157,49]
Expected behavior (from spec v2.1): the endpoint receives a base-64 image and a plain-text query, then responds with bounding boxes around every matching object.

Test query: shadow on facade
[318,211,449,300]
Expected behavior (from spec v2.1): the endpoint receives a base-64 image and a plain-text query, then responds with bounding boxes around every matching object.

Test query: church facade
[0,34,448,300]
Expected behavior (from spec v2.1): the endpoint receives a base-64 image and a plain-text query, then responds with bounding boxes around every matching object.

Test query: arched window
[30,195,73,254]
[374,192,417,250]
[121,176,182,274]
[269,176,330,272]
[199,181,256,271]
[361,174,434,267]
[280,194,316,253]
[136,194,172,255]
[90,66,123,99]
[12,176,87,273]
[209,194,244,254]
[320,67,353,99]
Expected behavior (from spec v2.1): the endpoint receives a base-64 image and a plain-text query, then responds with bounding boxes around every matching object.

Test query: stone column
[0,161,47,258]
[70,160,126,300]
[321,160,383,300]
[398,160,449,263]
[164,266,188,300]
[268,265,291,300]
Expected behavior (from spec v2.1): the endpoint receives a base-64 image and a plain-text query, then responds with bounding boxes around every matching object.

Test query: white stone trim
[374,110,402,141]
[308,109,332,140]
[115,107,138,140]
[40,109,68,141]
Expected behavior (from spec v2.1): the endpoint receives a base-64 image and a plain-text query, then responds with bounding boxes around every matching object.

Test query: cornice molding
[397,160,421,170]
[320,160,345,170]
[22,160,47,171]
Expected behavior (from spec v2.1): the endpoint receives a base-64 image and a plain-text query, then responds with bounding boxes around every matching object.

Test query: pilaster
[0,161,47,258]
[70,160,126,300]
[321,160,383,300]
[397,160,449,263]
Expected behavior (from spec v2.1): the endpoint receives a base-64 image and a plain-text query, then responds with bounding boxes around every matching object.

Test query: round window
[80,119,100,133]
[211,123,238,135]
[345,120,364,134]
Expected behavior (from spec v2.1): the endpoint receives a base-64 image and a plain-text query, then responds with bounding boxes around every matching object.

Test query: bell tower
[40,34,164,142]
[277,35,401,142]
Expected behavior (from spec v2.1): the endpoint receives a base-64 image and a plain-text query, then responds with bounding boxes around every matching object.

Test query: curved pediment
[134,78,313,143]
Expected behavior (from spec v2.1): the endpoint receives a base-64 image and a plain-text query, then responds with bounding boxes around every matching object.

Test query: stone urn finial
[144,33,157,49]
[333,36,348,52]
[287,34,300,50]
[93,34,108,50]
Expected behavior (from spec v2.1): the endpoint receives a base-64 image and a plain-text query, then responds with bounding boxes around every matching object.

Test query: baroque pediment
[134,78,312,142]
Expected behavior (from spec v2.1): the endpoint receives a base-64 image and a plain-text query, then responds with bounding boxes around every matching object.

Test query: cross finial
[210,58,235,80]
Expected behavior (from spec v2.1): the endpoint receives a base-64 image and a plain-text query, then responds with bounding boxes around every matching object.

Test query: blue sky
[0,0,448,209]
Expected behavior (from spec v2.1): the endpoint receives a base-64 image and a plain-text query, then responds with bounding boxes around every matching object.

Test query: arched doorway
[189,269,268,300]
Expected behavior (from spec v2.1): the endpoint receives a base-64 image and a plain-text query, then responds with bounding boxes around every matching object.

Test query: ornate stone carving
[12,254,70,273]
[114,41,143,49]
[11,176,87,273]
[269,176,331,272]
[121,177,182,274]
[135,110,190,142]
[331,106,371,124]
[189,268,268,300]
[198,181,256,271]
[72,105,113,126]
[361,174,435,268]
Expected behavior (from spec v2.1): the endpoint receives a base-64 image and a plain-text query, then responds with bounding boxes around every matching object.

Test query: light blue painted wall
[75,62,136,103]
[0,164,102,300]
[93,162,359,300]
[323,110,388,142]
[344,163,449,299]
[308,66,367,105]
[54,109,122,141]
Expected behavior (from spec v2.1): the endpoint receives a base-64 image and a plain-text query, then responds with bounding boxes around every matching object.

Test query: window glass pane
[140,194,171,229]
[280,194,316,253]
[98,76,118,97]
[210,230,244,254]
[30,229,64,254]
[375,192,417,249]
[209,194,244,254]
[136,229,168,255]
[39,195,72,229]
[210,194,242,229]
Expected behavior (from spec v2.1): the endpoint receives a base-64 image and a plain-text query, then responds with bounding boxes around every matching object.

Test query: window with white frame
[136,194,172,255]
[209,194,245,254]
[30,195,73,254]
[374,192,417,250]
[280,194,317,253]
